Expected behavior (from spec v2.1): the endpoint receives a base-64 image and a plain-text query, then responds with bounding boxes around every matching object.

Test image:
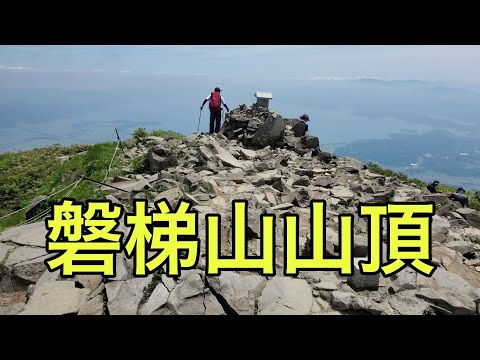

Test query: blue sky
[2,45,480,89]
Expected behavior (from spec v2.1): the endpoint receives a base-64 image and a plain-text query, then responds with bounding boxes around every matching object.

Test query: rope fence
[11,177,83,228]
[1,134,122,224]
[0,180,79,220]
[100,140,120,183]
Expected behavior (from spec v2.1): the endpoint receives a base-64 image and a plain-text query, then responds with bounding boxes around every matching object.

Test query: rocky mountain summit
[1,104,479,315]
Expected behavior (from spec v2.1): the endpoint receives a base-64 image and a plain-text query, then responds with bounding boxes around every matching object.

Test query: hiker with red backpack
[200,87,230,134]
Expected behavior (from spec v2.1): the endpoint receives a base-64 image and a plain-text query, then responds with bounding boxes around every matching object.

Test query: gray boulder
[105,276,152,315]
[346,258,380,291]
[21,281,90,315]
[207,272,267,315]
[166,273,225,315]
[258,276,313,315]
[251,115,285,148]
[301,136,320,149]
[25,195,48,220]
[148,151,177,172]
[456,208,480,227]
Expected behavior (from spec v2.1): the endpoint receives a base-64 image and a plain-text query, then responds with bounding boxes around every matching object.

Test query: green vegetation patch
[367,162,480,211]
[0,142,121,231]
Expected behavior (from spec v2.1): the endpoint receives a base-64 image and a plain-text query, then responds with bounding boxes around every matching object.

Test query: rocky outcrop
[219,103,332,160]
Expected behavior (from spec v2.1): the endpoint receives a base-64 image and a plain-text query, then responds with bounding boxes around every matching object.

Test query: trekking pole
[115,128,126,154]
[196,108,202,134]
[223,111,228,126]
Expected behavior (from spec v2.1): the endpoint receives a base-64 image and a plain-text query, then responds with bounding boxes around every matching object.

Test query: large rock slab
[250,115,285,148]
[270,203,294,211]
[203,291,226,315]
[390,267,417,293]
[198,145,215,161]
[330,186,355,199]
[112,253,132,281]
[12,254,51,285]
[344,158,367,171]
[258,277,313,315]
[416,266,480,314]
[330,291,357,311]
[239,148,258,160]
[432,215,450,243]
[422,194,450,205]
[456,208,480,227]
[78,294,105,315]
[4,247,46,267]
[210,139,245,169]
[105,276,152,315]
[301,136,320,149]
[207,272,267,315]
[153,187,183,205]
[415,288,475,315]
[432,246,480,289]
[148,152,177,172]
[166,273,225,315]
[141,283,170,315]
[0,221,48,247]
[35,268,61,287]
[388,290,431,315]
[75,275,103,291]
[445,241,476,256]
[372,190,395,202]
[21,281,90,315]
[285,188,311,208]
[313,176,335,188]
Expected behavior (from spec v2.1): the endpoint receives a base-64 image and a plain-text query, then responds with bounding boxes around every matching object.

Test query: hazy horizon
[1,45,479,191]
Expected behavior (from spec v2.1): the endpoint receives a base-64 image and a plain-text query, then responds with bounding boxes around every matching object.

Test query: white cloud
[152,71,168,75]
[91,69,104,72]
[119,70,131,73]
[0,64,34,72]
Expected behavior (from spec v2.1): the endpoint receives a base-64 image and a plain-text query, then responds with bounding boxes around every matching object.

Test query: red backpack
[209,92,222,112]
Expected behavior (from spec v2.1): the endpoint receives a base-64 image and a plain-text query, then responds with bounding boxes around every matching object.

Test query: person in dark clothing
[299,114,310,136]
[449,192,469,207]
[200,87,230,134]
[427,180,440,193]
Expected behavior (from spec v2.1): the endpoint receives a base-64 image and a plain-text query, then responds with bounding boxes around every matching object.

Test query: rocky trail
[1,103,479,315]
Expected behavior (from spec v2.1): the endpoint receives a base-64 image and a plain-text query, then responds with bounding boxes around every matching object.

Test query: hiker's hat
[300,114,310,121]
[214,87,222,92]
